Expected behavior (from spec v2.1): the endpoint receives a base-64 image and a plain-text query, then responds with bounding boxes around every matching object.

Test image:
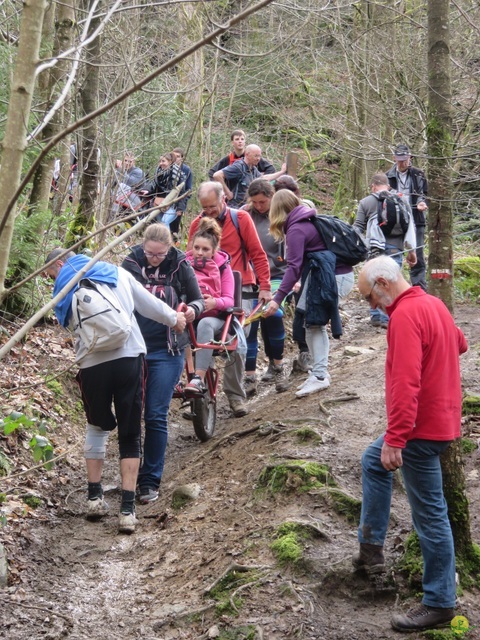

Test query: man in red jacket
[355,256,468,633]
[188,181,271,417]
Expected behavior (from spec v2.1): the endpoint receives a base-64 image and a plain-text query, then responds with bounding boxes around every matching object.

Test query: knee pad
[84,423,109,459]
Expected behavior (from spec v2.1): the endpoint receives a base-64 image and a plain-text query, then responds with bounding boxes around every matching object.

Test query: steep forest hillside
[1,294,479,640]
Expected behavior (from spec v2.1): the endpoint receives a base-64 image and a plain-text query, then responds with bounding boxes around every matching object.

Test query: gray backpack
[72,279,132,355]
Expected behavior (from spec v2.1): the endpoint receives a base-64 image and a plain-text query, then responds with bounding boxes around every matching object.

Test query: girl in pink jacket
[185,218,235,394]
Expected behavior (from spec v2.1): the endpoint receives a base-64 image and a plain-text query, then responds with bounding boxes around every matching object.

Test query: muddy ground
[1,293,479,640]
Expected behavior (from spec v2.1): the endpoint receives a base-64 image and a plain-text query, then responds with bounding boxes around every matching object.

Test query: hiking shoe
[86,497,109,521]
[391,604,455,632]
[352,543,385,575]
[261,362,278,382]
[137,487,159,504]
[371,317,388,328]
[295,375,330,397]
[228,397,249,418]
[292,351,312,373]
[244,375,257,397]
[118,510,138,534]
[185,375,206,397]
[274,366,291,393]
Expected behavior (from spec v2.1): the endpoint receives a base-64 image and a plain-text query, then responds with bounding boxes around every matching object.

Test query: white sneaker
[297,374,316,390]
[86,497,109,521]
[295,375,330,397]
[296,372,331,390]
[118,510,138,534]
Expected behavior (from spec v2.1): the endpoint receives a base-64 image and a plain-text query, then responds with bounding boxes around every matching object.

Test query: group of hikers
[43,133,468,634]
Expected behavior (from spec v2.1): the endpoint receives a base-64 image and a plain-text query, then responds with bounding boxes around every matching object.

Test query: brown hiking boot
[228,397,249,418]
[352,543,385,575]
[391,604,455,632]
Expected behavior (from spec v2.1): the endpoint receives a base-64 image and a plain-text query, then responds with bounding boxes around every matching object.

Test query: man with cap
[386,144,428,291]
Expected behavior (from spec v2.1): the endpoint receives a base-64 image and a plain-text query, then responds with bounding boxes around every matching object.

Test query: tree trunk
[427,0,454,309]
[29,0,76,220]
[66,0,101,247]
[0,0,49,302]
[27,2,55,219]
[427,0,475,569]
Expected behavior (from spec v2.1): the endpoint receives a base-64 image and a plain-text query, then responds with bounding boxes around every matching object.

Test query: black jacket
[303,250,342,339]
[121,245,204,353]
[386,165,428,227]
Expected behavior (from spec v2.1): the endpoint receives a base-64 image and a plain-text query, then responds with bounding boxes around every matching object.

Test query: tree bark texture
[29,0,76,220]
[427,0,454,309]
[0,0,49,301]
[67,0,101,247]
[427,0,473,566]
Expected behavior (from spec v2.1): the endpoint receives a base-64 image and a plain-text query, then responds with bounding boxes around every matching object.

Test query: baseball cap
[393,144,411,159]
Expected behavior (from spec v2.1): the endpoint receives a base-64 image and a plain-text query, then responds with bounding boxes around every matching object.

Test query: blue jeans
[370,244,403,324]
[359,435,456,608]
[155,205,176,228]
[138,348,185,490]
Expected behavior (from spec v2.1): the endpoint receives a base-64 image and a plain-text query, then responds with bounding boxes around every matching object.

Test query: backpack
[310,215,368,266]
[376,191,410,238]
[72,278,132,354]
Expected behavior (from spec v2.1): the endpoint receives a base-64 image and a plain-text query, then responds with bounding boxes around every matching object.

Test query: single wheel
[192,391,216,441]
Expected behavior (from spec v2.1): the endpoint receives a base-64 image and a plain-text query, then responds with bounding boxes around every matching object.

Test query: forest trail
[1,294,479,640]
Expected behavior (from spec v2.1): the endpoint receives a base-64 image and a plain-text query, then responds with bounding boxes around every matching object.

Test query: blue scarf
[53,254,118,327]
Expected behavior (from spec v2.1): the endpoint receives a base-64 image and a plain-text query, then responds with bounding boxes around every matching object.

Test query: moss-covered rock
[257,460,336,494]
[462,395,480,416]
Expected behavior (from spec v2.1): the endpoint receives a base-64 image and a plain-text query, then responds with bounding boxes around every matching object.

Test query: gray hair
[45,247,75,265]
[198,181,224,200]
[361,256,401,285]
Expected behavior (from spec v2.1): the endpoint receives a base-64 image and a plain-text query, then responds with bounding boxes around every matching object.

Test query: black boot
[391,604,455,632]
[352,542,385,574]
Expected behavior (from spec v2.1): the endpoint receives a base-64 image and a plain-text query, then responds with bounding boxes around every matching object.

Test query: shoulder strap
[228,208,248,271]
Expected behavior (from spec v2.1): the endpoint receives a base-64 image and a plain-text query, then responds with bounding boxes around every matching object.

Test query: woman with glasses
[122,223,204,503]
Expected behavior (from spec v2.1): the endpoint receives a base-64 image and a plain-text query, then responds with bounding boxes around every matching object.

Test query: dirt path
[1,295,479,640]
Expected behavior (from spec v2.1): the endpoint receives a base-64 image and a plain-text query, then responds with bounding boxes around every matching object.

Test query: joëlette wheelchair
[173,272,263,442]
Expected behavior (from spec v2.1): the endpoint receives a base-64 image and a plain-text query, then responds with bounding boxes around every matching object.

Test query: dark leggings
[246,314,286,371]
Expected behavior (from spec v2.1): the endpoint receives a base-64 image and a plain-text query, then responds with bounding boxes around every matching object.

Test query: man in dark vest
[386,144,428,290]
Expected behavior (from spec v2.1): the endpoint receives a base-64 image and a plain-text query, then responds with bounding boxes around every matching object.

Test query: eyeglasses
[144,251,168,259]
[364,281,378,303]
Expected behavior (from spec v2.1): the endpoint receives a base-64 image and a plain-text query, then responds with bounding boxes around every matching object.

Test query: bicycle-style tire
[192,387,216,441]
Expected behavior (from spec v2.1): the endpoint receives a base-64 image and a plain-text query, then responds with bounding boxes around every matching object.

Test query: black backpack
[310,215,368,266]
[376,191,410,237]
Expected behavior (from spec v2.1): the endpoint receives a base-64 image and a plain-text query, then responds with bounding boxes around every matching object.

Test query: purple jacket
[273,205,326,305]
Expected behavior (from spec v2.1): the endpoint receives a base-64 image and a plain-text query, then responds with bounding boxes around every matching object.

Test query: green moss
[399,534,480,592]
[397,531,423,588]
[208,568,259,618]
[324,487,362,523]
[422,630,458,639]
[0,493,6,504]
[270,531,303,567]
[257,460,336,494]
[456,543,480,590]
[45,379,63,397]
[23,495,42,509]
[454,257,480,300]
[171,494,189,510]
[462,395,480,416]
[460,438,477,454]
[295,427,322,444]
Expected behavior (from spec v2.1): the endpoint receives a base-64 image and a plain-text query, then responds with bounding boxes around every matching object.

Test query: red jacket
[384,287,468,448]
[188,208,270,291]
